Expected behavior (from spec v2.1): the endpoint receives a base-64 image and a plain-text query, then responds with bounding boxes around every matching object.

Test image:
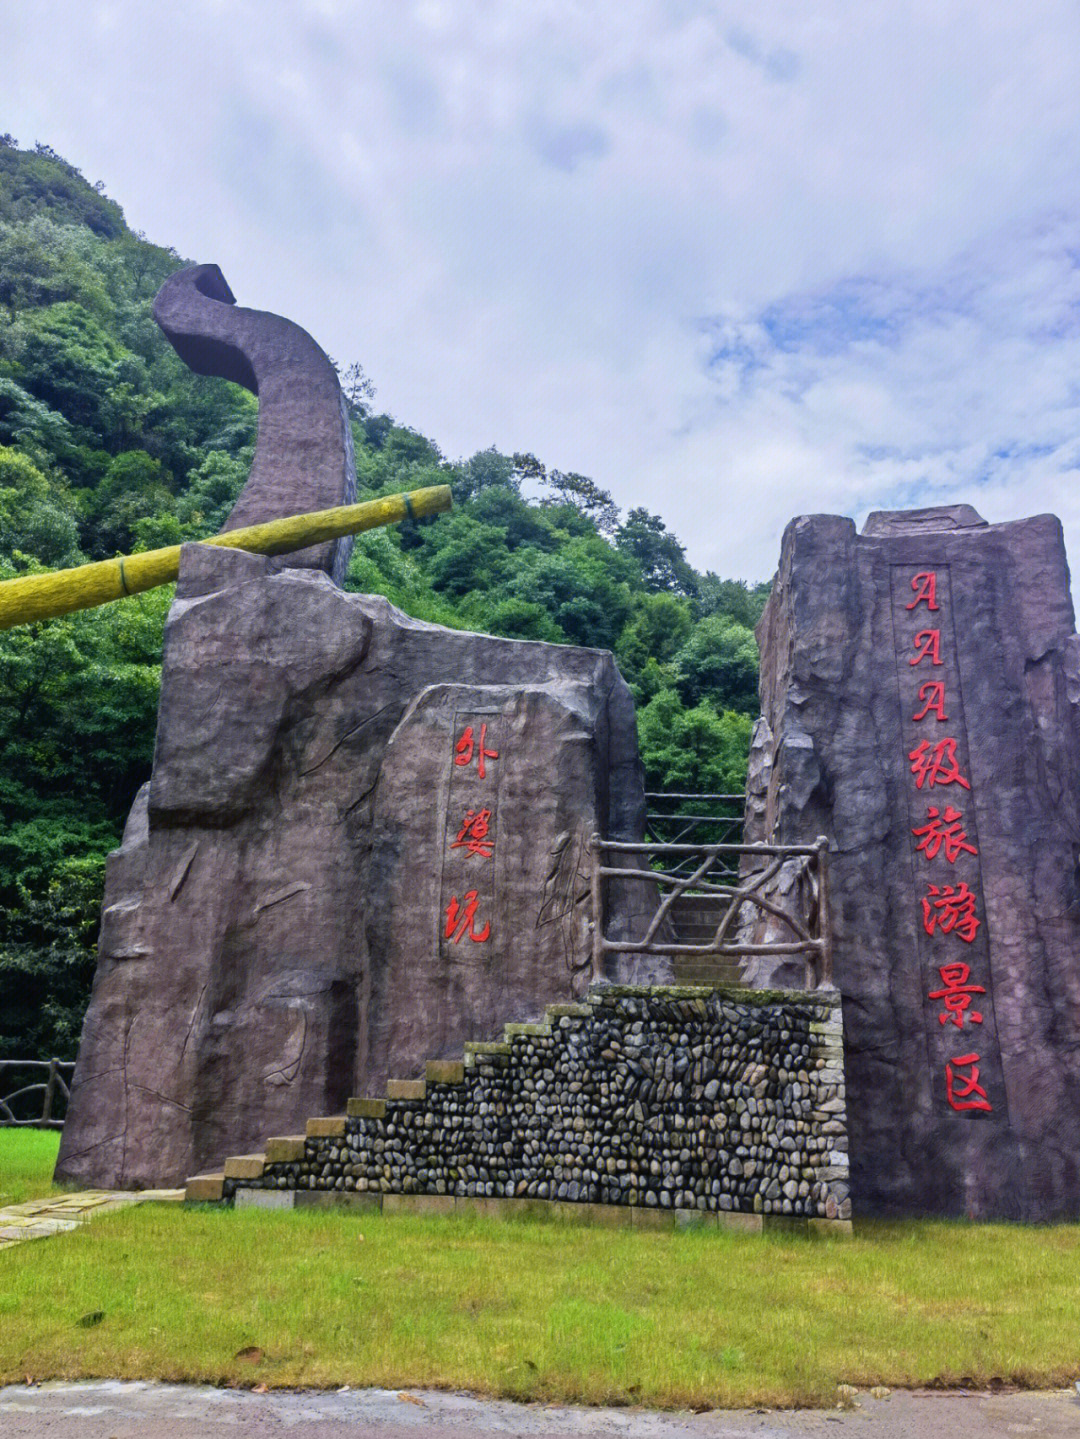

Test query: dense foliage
[0,138,768,1062]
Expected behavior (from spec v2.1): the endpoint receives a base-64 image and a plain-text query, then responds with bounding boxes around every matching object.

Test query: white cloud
[657,209,1080,577]
[4,1,1080,582]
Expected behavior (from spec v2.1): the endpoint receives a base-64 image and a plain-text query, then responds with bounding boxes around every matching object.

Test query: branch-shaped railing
[644,793,746,883]
[590,836,833,989]
[0,1059,75,1128]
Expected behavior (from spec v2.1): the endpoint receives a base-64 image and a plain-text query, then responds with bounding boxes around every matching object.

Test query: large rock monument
[56,268,660,1190]
[750,505,1080,1220]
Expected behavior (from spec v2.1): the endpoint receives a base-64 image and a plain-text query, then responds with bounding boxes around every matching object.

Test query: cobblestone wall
[224,985,850,1220]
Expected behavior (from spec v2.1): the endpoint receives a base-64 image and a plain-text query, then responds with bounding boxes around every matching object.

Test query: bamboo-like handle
[0,486,452,631]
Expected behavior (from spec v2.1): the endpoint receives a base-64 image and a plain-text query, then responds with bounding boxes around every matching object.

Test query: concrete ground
[1,1382,1078,1438]
[0,1192,184,1249]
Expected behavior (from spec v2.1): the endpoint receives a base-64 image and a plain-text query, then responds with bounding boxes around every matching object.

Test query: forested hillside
[0,137,767,1062]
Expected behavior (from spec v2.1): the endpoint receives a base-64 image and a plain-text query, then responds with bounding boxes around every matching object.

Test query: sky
[5,1,1080,583]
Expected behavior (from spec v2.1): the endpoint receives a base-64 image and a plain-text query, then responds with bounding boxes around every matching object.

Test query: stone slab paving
[0,1382,1078,1439]
[0,1190,184,1248]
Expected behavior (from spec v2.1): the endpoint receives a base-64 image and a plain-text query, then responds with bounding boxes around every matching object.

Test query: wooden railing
[589,836,833,989]
[0,1059,75,1128]
[645,792,746,842]
[644,793,745,884]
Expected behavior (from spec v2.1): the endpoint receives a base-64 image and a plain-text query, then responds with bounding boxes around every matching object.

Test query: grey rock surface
[57,545,660,1189]
[367,683,601,1080]
[750,507,1080,1219]
[152,264,356,581]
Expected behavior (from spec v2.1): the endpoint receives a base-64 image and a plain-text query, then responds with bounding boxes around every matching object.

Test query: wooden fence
[590,835,833,989]
[0,1058,75,1128]
[644,792,746,882]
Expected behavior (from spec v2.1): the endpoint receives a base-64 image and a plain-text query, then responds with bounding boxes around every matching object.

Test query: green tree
[510,537,636,650]
[0,831,109,1060]
[616,591,694,697]
[540,469,621,535]
[6,302,125,436]
[615,507,698,595]
[468,485,558,552]
[696,573,770,627]
[0,138,125,238]
[174,448,250,534]
[477,597,566,642]
[424,510,513,598]
[637,688,753,794]
[0,217,112,319]
[0,446,80,567]
[673,615,759,712]
[0,378,74,466]
[452,447,519,502]
[338,361,375,419]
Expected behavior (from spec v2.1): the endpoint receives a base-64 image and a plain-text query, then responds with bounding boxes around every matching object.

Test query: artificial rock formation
[57,263,661,1190]
[56,546,660,1189]
[153,264,357,581]
[750,505,1080,1220]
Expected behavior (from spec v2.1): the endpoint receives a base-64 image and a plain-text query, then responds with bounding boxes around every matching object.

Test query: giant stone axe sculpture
[0,264,450,630]
[152,262,361,580]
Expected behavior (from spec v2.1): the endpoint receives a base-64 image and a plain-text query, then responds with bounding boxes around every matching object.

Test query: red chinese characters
[912,804,979,864]
[444,890,491,944]
[443,720,498,949]
[945,1052,993,1113]
[927,961,985,1026]
[453,722,499,779]
[451,807,494,859]
[908,738,971,790]
[921,883,980,943]
[900,567,995,1117]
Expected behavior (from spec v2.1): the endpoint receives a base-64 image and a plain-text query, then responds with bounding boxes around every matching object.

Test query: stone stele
[55,545,662,1189]
[748,505,1080,1220]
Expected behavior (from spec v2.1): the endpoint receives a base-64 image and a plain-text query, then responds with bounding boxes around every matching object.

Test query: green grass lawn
[1,1130,1079,1408]
[0,1128,68,1207]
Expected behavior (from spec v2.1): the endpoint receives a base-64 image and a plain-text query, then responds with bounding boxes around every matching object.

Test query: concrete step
[670,958,744,985]
[223,1153,266,1180]
[426,1059,465,1084]
[667,896,732,944]
[185,1172,225,1203]
[264,1136,306,1163]
[347,1097,386,1119]
[673,897,730,920]
[306,1116,347,1137]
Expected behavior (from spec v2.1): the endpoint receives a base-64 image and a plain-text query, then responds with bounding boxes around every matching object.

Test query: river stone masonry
[210,985,850,1225]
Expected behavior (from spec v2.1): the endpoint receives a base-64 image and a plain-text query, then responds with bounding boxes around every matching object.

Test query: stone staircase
[667,894,745,985]
[185,984,851,1234]
[185,1004,593,1205]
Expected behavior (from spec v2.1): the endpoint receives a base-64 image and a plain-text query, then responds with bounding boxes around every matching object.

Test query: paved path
[0,1190,184,1247]
[1,1382,1078,1439]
